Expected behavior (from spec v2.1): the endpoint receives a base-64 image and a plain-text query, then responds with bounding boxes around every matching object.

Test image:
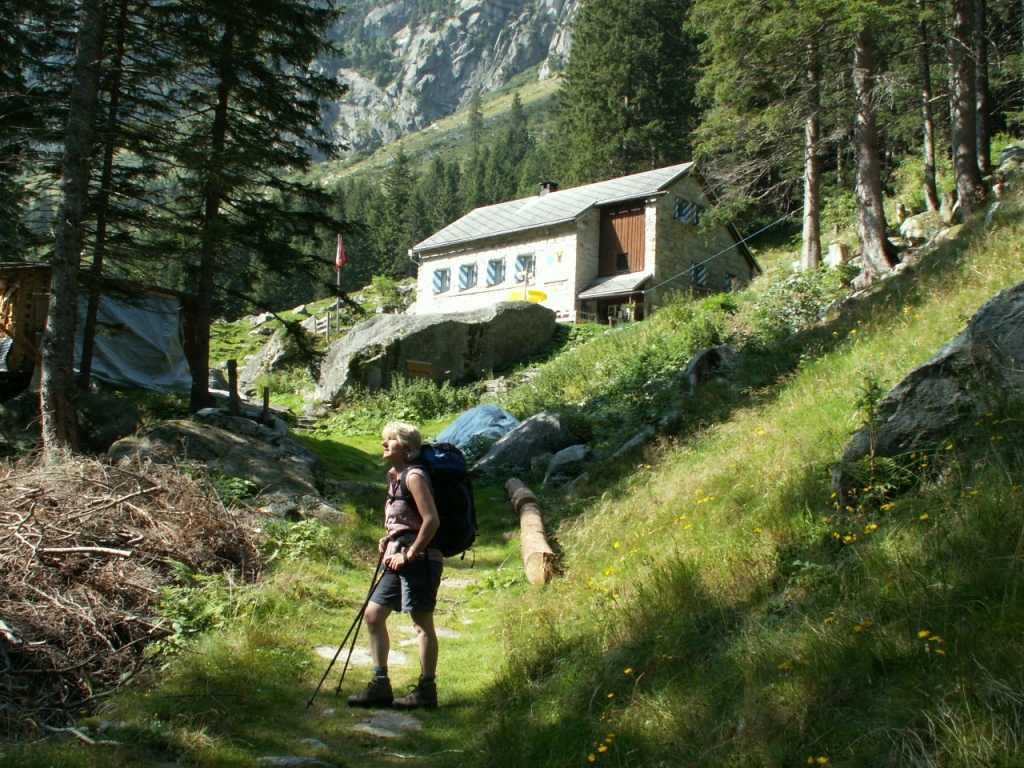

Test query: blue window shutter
[433,269,450,293]
[514,254,534,283]
[675,199,701,225]
[691,263,707,288]
[487,259,504,286]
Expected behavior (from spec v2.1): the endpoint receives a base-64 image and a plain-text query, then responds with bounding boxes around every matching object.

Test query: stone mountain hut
[408,162,761,324]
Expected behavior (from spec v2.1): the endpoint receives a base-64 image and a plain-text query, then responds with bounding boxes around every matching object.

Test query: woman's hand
[384,549,409,571]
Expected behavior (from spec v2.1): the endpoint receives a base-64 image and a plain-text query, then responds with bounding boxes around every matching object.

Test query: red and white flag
[335,234,346,271]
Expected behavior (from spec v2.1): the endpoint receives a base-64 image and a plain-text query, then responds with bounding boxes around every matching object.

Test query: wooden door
[599,203,646,276]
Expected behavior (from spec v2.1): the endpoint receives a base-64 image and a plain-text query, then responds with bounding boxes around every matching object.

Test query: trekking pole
[306,550,386,709]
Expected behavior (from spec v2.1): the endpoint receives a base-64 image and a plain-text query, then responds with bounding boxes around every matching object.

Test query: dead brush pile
[0,454,263,736]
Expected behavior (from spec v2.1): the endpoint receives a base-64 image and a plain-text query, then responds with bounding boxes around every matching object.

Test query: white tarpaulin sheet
[74,293,192,393]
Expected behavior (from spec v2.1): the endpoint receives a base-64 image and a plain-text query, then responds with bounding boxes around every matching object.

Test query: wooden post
[506,477,555,586]
[227,359,240,415]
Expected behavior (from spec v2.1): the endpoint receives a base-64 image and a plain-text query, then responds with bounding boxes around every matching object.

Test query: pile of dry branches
[0,454,263,736]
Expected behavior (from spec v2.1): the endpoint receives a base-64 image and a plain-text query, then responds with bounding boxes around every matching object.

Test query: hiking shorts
[370,554,442,613]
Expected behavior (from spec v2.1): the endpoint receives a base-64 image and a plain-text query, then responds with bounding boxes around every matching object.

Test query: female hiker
[348,420,441,710]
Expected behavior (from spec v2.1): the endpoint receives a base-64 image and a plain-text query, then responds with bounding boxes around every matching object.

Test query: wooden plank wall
[598,203,646,276]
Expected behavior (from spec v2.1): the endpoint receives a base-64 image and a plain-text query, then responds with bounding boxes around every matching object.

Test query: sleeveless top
[384,466,443,563]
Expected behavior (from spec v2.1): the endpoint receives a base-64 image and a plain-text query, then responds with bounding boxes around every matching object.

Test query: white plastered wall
[411,221,580,317]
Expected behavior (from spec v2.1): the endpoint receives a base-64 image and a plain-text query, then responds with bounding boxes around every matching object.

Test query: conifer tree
[485,93,532,203]
[556,0,699,184]
[155,0,346,411]
[368,148,419,279]
[693,0,845,268]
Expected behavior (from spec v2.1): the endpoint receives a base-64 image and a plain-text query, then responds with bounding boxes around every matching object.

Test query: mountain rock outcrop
[833,280,1024,504]
[326,0,581,151]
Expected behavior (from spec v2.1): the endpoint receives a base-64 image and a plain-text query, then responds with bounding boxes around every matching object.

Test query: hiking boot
[347,675,393,708]
[393,679,438,710]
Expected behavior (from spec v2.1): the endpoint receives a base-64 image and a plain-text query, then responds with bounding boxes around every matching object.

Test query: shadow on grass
[293,432,386,485]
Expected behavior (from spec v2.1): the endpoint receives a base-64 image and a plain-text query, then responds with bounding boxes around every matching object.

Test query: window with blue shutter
[487,258,505,286]
[459,263,478,290]
[691,262,707,289]
[674,198,702,226]
[433,268,451,294]
[514,254,536,283]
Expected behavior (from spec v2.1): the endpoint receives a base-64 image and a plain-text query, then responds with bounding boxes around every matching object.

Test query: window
[674,198,702,226]
[458,263,478,290]
[487,258,506,286]
[432,268,451,294]
[616,252,629,273]
[514,253,536,283]
[690,262,707,289]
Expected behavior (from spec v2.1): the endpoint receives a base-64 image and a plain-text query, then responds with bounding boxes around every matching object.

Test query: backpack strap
[396,468,415,511]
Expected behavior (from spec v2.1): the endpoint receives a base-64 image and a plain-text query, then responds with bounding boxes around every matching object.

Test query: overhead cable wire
[647,208,798,296]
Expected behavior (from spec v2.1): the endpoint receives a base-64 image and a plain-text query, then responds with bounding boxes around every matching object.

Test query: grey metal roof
[577,271,653,300]
[412,162,695,254]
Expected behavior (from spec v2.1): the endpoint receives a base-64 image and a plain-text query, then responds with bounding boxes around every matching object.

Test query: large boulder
[107,410,322,501]
[315,302,556,403]
[899,210,947,244]
[471,411,573,477]
[238,327,319,396]
[833,281,1024,501]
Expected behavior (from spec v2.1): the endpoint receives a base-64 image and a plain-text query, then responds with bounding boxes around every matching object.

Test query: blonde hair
[382,420,422,461]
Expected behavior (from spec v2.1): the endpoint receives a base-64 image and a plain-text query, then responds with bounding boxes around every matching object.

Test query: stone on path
[350,711,423,738]
[314,646,411,667]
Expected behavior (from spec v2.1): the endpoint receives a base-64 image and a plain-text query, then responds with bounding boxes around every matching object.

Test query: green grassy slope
[475,202,1024,766]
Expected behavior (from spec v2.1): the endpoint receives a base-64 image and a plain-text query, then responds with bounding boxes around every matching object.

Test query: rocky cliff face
[324,0,581,152]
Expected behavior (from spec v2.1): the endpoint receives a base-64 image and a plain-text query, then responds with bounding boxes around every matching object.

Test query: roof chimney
[539,181,559,196]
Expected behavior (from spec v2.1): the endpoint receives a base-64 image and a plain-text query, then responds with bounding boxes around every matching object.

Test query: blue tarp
[435,404,520,450]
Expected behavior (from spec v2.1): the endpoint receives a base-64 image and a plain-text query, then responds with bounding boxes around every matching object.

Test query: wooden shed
[0,263,51,391]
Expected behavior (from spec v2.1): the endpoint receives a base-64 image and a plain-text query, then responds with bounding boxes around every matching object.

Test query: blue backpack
[393,442,477,558]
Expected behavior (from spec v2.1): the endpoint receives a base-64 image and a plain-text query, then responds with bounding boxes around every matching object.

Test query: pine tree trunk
[801,52,822,271]
[949,0,987,218]
[975,0,992,177]
[852,29,896,277]
[917,2,940,211]
[41,0,107,459]
[190,20,235,414]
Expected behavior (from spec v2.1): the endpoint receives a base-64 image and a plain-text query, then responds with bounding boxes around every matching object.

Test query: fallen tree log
[505,477,555,586]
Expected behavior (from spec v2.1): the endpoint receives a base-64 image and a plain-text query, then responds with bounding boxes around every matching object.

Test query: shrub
[330,377,481,436]
[746,265,857,345]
